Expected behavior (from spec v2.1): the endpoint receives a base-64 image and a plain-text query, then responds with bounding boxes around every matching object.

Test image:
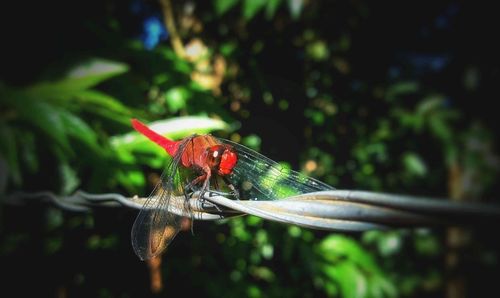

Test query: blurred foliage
[1,0,500,297]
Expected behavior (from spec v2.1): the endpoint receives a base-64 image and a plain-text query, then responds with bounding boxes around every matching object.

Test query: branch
[159,0,186,59]
[4,190,500,231]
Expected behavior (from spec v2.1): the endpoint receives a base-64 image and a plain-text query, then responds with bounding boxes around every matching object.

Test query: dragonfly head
[207,145,238,176]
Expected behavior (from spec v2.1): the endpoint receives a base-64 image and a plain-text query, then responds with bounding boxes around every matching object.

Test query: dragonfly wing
[130,178,182,260]
[131,137,194,260]
[220,138,335,201]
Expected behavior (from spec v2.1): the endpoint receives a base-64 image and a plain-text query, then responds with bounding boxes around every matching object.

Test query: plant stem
[159,0,186,59]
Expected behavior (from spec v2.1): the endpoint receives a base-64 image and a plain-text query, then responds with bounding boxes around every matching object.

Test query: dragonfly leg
[198,169,211,202]
[184,174,207,200]
[186,166,212,203]
[223,176,240,200]
[199,197,223,214]
[182,173,208,236]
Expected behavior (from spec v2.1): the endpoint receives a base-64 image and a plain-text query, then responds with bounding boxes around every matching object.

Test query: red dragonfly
[130,119,333,260]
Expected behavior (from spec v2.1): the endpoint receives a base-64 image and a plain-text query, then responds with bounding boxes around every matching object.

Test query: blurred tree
[1,0,499,297]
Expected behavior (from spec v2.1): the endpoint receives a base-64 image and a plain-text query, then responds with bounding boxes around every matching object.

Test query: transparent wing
[130,137,194,260]
[220,138,335,201]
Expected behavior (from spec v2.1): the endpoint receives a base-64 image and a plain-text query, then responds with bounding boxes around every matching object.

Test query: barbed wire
[4,190,500,231]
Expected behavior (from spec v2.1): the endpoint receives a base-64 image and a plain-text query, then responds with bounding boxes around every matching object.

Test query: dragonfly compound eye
[218,149,238,175]
[206,145,223,168]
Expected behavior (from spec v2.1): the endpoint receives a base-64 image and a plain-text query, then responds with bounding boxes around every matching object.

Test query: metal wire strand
[4,190,500,231]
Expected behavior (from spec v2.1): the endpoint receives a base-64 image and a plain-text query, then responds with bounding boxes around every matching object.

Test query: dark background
[1,1,499,297]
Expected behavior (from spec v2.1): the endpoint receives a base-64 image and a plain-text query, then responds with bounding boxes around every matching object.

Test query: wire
[4,190,499,231]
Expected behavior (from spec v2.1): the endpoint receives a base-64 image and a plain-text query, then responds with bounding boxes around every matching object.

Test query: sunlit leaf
[288,0,304,20]
[165,86,190,113]
[306,40,329,61]
[288,225,301,237]
[323,262,368,298]
[402,152,427,177]
[319,235,379,272]
[27,59,128,97]
[369,275,398,298]
[242,134,261,150]
[260,244,274,259]
[116,170,146,191]
[115,147,137,165]
[377,232,402,256]
[246,215,262,226]
[246,285,262,298]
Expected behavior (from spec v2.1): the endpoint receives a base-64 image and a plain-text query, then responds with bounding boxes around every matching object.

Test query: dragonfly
[130,118,334,260]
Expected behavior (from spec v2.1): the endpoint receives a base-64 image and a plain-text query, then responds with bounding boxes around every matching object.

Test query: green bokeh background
[1,1,499,297]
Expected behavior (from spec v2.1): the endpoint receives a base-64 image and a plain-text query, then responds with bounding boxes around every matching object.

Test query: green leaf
[242,134,261,150]
[323,262,368,298]
[246,215,262,226]
[115,146,138,165]
[429,117,453,143]
[215,0,240,16]
[385,81,419,101]
[73,90,131,115]
[266,0,283,19]
[243,0,266,20]
[116,170,146,192]
[72,90,133,125]
[19,130,38,173]
[26,59,128,97]
[58,109,99,150]
[165,86,190,113]
[59,162,80,195]
[402,152,427,177]
[369,274,398,298]
[220,42,238,56]
[416,96,444,116]
[249,266,275,281]
[18,101,71,153]
[377,232,402,256]
[306,40,330,61]
[319,235,379,272]
[414,230,441,256]
[246,285,262,298]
